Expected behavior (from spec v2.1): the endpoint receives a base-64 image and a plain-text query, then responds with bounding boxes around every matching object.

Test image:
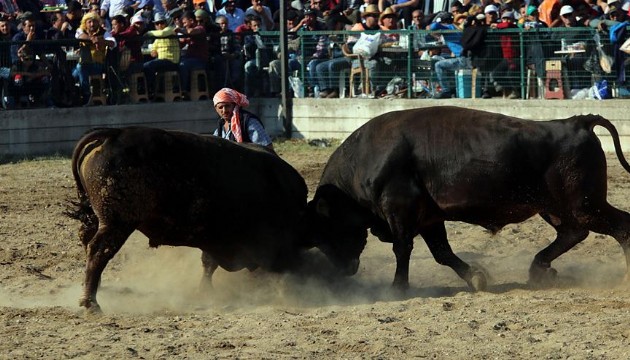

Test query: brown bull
[69,127,309,312]
[308,106,630,291]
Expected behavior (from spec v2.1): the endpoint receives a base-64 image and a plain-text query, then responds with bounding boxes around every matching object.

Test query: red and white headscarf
[213,88,249,143]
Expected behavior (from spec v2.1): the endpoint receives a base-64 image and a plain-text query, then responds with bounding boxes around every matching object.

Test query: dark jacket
[216,109,263,143]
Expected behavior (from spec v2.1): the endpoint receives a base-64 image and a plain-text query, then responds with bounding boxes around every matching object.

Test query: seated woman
[4,46,52,109]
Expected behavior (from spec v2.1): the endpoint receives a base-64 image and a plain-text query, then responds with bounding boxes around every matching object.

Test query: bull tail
[65,128,121,242]
[582,115,630,174]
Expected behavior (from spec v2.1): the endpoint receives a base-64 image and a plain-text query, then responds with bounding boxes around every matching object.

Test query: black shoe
[433,90,454,99]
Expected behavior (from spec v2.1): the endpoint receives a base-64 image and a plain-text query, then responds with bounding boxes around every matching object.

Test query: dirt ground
[1,139,630,359]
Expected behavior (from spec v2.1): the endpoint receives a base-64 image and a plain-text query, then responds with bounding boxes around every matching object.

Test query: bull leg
[392,239,413,290]
[420,222,487,291]
[199,250,218,292]
[530,217,589,286]
[579,203,630,281]
[80,224,133,313]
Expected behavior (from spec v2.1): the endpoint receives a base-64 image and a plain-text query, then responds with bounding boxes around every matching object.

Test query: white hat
[608,0,619,5]
[560,5,574,16]
[484,4,499,14]
[501,10,514,18]
[623,2,630,11]
[131,12,144,24]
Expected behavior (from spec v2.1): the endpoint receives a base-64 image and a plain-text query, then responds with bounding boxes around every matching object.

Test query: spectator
[556,4,592,89]
[111,12,145,74]
[44,11,68,40]
[61,0,83,39]
[10,12,46,66]
[377,0,419,28]
[312,10,352,98]
[178,10,209,98]
[101,0,136,23]
[430,11,469,98]
[211,14,242,91]
[239,14,267,97]
[245,0,274,30]
[162,0,184,27]
[297,7,330,97]
[73,12,116,104]
[538,0,562,27]
[6,46,52,108]
[484,4,500,27]
[212,87,273,149]
[0,17,11,42]
[143,12,180,97]
[489,9,520,98]
[216,0,245,31]
[137,0,157,30]
[267,9,301,96]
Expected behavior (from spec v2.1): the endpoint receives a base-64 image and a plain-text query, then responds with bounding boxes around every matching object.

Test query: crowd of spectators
[0,0,629,108]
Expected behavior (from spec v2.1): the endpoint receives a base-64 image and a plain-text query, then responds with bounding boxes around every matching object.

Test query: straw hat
[362,4,380,18]
[379,6,398,22]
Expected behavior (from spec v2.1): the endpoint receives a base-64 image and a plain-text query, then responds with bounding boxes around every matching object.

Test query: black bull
[308,106,630,291]
[69,127,309,312]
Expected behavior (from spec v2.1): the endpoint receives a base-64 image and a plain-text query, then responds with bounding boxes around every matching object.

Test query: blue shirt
[429,23,463,57]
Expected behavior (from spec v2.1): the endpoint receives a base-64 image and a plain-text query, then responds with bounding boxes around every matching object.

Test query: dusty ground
[1,139,630,359]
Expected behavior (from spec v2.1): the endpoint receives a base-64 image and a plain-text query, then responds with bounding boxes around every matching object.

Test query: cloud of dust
[1,229,625,314]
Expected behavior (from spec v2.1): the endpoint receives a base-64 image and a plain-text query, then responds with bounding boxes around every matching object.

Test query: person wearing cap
[429,11,469,98]
[212,87,273,149]
[143,12,180,97]
[379,6,399,35]
[377,0,419,29]
[245,0,274,30]
[73,12,117,104]
[483,4,500,27]
[522,5,547,29]
[216,0,245,31]
[589,2,627,31]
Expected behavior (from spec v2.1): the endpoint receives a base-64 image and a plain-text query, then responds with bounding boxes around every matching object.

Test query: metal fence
[289,27,624,100]
[1,27,625,110]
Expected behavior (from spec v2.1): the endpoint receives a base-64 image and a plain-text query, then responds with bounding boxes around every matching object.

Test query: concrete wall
[2,98,630,159]
[0,100,285,159]
[291,98,630,152]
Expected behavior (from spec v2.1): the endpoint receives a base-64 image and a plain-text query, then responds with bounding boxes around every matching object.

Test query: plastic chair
[154,71,182,102]
[189,69,209,101]
[88,74,107,105]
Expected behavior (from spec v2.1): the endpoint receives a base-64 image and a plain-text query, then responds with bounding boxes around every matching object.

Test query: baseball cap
[484,5,499,14]
[560,5,574,16]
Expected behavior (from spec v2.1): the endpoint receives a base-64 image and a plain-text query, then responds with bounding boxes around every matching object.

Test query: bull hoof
[79,297,102,314]
[467,271,488,292]
[392,279,410,292]
[528,266,558,288]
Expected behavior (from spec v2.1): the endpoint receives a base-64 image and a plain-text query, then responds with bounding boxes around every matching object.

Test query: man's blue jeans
[434,56,471,93]
[72,62,105,98]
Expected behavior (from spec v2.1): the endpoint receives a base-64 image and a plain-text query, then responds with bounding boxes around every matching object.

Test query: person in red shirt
[489,9,520,98]
[178,10,209,99]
